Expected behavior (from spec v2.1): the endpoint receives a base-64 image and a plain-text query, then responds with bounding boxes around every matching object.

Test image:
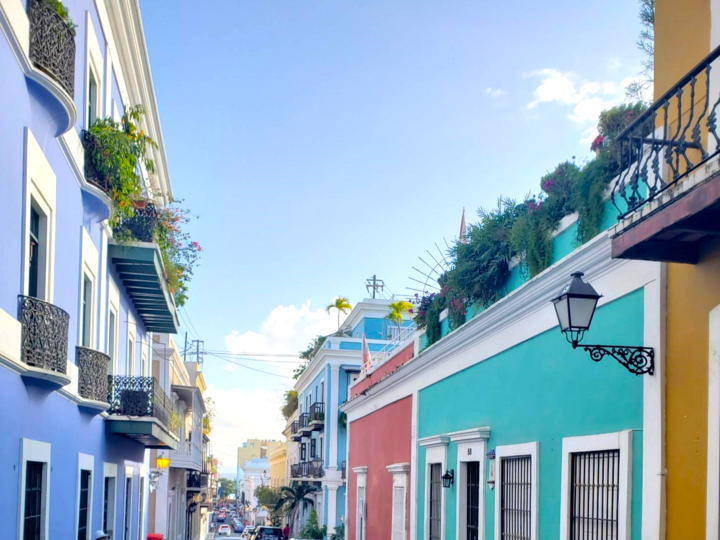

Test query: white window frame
[388,463,410,540]
[494,442,539,540]
[78,228,99,349]
[122,467,134,540]
[22,129,56,302]
[103,463,118,540]
[126,314,136,376]
[107,305,119,374]
[137,470,146,540]
[450,428,490,540]
[84,12,104,129]
[353,466,368,540]
[107,280,120,374]
[419,435,449,540]
[75,453,94,540]
[559,431,632,540]
[17,438,51,540]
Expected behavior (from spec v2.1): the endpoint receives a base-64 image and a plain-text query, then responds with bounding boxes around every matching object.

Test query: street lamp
[552,272,654,375]
[150,453,170,491]
[441,469,454,488]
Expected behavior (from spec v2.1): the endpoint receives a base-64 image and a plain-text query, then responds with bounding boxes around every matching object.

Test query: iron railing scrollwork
[28,0,76,97]
[112,203,159,243]
[18,295,69,374]
[76,346,110,402]
[107,376,172,428]
[612,45,720,219]
[309,402,325,423]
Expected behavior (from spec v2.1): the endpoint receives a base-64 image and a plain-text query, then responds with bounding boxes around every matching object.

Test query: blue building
[0,0,180,538]
[287,299,413,536]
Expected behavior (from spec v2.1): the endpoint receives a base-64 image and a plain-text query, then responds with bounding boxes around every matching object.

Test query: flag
[459,207,467,244]
[362,333,372,370]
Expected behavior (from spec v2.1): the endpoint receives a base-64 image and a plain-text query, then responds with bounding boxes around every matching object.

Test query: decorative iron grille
[291,463,301,478]
[291,420,300,435]
[18,295,69,374]
[611,45,720,219]
[107,376,172,428]
[299,412,310,430]
[187,471,208,490]
[111,203,159,243]
[466,462,480,540]
[309,459,324,478]
[570,450,620,540]
[28,0,75,97]
[500,455,532,540]
[82,130,112,195]
[76,346,110,402]
[429,463,442,540]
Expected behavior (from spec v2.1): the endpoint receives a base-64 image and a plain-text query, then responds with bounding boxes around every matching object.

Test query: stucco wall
[352,342,414,397]
[416,290,645,540]
[347,396,412,540]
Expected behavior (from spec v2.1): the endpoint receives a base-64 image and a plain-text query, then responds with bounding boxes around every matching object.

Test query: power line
[180,307,202,339]
[203,350,302,358]
[205,353,294,379]
[210,353,302,364]
[178,310,201,340]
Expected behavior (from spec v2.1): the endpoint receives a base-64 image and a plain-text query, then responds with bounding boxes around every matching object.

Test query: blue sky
[140,0,646,469]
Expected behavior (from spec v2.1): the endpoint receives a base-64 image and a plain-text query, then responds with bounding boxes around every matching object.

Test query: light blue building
[287,299,413,536]
[0,0,180,538]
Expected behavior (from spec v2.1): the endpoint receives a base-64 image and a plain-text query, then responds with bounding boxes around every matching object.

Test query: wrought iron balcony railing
[309,459,324,479]
[107,376,172,428]
[28,0,76,97]
[612,45,720,219]
[76,346,109,402]
[18,295,69,374]
[291,420,300,434]
[111,203,159,243]
[187,470,208,490]
[309,402,325,424]
[298,412,310,430]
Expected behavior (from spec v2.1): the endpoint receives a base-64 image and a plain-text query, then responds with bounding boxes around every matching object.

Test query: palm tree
[275,484,318,536]
[386,300,413,337]
[326,297,352,330]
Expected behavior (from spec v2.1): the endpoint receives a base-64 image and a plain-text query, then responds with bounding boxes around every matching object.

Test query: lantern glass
[552,272,602,340]
[156,455,170,470]
[553,296,571,332]
[441,469,454,488]
[568,296,599,330]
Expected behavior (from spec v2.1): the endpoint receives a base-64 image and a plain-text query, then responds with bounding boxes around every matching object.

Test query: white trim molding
[707,304,720,540]
[354,466,368,540]
[559,431,632,540]
[420,435,449,540]
[451,428,490,540]
[74,453,95,540]
[17,438,51,540]
[494,442,539,540]
[388,463,410,540]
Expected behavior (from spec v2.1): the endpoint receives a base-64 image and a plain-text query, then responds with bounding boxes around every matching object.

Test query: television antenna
[406,239,452,300]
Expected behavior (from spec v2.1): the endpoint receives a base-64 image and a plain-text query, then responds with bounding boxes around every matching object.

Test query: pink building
[344,341,416,540]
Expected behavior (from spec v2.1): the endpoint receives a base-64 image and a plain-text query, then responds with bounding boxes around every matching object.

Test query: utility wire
[180,307,202,340]
[205,352,294,379]
[178,310,201,341]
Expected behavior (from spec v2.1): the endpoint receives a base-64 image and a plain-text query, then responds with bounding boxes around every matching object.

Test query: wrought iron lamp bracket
[573,343,655,376]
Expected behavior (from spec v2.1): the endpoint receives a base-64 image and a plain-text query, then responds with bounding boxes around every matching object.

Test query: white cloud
[486,87,506,98]
[209,300,351,472]
[526,69,581,109]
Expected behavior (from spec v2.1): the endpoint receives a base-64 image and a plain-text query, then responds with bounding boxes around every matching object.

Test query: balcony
[76,346,110,410]
[309,402,325,431]
[105,376,177,449]
[168,385,205,470]
[610,45,720,264]
[17,295,70,386]
[299,412,311,434]
[28,0,75,98]
[291,420,302,442]
[291,460,324,480]
[187,470,208,491]
[107,224,180,333]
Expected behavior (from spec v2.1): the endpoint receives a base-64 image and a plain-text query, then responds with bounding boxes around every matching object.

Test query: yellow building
[610,1,720,538]
[237,439,285,467]
[268,443,288,488]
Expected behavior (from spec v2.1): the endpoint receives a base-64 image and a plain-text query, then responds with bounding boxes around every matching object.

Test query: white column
[329,364,340,468]
[706,304,720,540]
[326,485,338,536]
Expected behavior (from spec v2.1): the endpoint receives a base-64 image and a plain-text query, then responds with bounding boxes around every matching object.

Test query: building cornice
[387,462,410,473]
[448,427,490,443]
[342,232,636,418]
[418,435,449,448]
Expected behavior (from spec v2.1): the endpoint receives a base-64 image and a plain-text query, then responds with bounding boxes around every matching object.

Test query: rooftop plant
[39,0,77,35]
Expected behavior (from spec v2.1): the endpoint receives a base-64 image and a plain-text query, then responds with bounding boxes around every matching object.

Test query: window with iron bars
[429,463,442,540]
[569,449,620,540]
[500,455,532,540]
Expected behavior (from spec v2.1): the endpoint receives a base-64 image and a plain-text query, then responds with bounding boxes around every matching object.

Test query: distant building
[268,443,287,488]
[237,438,284,465]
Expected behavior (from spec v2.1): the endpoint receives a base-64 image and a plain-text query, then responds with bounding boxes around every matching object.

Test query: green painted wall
[416,289,645,540]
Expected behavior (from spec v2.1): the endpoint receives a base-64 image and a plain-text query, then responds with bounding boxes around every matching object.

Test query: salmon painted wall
[347,396,413,540]
[352,343,415,397]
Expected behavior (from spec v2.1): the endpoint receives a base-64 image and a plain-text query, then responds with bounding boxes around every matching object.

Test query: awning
[108,240,180,333]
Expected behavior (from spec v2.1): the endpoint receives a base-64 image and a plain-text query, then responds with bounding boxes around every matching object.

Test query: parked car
[233,519,244,533]
[218,524,232,536]
[217,512,226,522]
[253,527,284,539]
[240,527,255,539]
